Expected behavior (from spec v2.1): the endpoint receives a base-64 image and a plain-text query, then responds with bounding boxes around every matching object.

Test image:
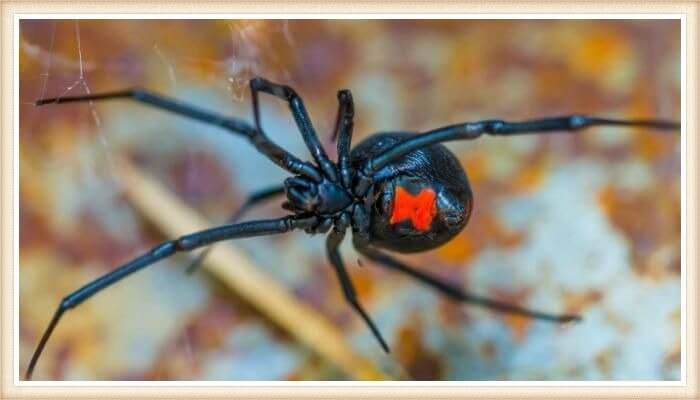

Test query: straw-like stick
[114,157,387,380]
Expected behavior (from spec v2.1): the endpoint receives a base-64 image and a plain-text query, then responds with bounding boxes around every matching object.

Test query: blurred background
[19,19,681,380]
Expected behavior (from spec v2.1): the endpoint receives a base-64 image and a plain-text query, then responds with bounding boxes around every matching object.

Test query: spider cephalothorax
[26,77,679,380]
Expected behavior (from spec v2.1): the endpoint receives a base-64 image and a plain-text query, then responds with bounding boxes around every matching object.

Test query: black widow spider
[25,77,680,379]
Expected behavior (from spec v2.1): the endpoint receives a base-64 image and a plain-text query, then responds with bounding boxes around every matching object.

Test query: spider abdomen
[351,133,474,253]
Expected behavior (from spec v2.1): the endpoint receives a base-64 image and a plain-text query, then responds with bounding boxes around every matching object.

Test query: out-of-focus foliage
[19,20,680,380]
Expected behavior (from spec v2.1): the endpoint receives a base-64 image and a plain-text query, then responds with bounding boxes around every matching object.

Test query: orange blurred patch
[41,122,81,160]
[562,290,603,315]
[19,36,38,76]
[396,322,420,365]
[633,132,669,161]
[597,185,616,217]
[19,146,50,217]
[623,89,675,160]
[351,268,375,300]
[534,65,570,101]
[395,318,444,380]
[462,154,487,184]
[626,87,655,117]
[436,233,475,264]
[569,29,631,78]
[503,314,531,342]
[511,159,546,192]
[186,58,222,79]
[445,38,488,88]
[598,184,680,278]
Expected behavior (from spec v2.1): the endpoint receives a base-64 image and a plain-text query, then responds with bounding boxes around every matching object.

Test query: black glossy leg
[250,77,338,181]
[35,89,321,181]
[326,229,389,353]
[363,115,681,176]
[25,215,317,380]
[332,90,355,188]
[355,244,581,323]
[185,185,286,275]
[350,201,372,248]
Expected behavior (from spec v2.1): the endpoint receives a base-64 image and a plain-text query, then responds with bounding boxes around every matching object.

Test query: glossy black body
[351,133,472,252]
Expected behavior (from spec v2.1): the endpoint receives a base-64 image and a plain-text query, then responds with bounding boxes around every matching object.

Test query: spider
[25,77,679,380]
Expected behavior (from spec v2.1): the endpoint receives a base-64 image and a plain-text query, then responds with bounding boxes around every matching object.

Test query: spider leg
[354,243,581,323]
[326,228,390,353]
[35,90,321,181]
[185,185,286,275]
[24,215,316,380]
[250,77,338,182]
[360,115,680,181]
[332,90,355,188]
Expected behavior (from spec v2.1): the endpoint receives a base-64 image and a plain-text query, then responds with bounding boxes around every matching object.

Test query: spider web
[21,19,306,380]
[27,21,102,126]
[22,20,116,187]
[23,20,300,189]
[23,19,296,126]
